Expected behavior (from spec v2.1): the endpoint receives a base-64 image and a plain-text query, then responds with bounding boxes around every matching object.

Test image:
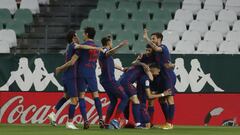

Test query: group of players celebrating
[47,26,176,130]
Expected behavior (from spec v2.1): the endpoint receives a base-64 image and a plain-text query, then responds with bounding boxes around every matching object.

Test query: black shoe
[83,121,90,129]
[99,119,105,129]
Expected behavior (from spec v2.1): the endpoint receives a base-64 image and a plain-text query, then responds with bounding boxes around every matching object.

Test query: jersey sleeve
[162,45,171,64]
[141,75,150,89]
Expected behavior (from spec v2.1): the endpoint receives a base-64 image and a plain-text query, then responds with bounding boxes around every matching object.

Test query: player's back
[119,65,144,84]
[62,43,77,80]
[98,48,115,82]
[77,40,99,77]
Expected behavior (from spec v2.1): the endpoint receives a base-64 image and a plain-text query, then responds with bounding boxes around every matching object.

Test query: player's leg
[148,99,155,126]
[140,103,151,129]
[162,95,174,130]
[105,91,118,126]
[108,83,128,129]
[87,77,104,128]
[48,92,69,126]
[77,77,89,129]
[111,82,128,120]
[130,94,141,128]
[66,97,78,129]
[158,97,169,123]
[65,80,79,129]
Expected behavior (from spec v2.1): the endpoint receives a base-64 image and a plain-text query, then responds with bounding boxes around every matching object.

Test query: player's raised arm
[55,54,79,75]
[105,40,128,56]
[114,64,125,72]
[74,43,103,52]
[143,29,162,52]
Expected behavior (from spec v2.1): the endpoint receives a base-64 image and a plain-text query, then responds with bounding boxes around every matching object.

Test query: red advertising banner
[0,92,240,126]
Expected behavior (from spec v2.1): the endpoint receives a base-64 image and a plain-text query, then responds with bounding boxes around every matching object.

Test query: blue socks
[79,98,88,121]
[160,102,169,121]
[68,104,76,121]
[148,106,154,118]
[55,97,67,111]
[168,104,175,124]
[132,104,140,123]
[94,97,103,120]
[118,94,128,113]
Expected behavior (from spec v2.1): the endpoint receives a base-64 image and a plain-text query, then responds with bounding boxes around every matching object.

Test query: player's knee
[167,96,174,104]
[130,95,140,104]
[148,99,154,107]
[79,92,85,98]
[92,91,99,98]
[70,97,78,105]
[63,93,69,99]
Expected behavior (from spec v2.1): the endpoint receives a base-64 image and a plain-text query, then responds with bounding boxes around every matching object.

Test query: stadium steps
[14,0,98,53]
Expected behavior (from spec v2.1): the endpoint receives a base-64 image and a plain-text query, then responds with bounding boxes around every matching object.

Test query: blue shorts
[78,76,98,92]
[120,80,137,97]
[63,79,78,97]
[161,70,177,96]
[100,80,126,99]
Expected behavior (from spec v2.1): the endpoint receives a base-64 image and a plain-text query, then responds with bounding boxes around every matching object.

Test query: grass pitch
[0,124,239,135]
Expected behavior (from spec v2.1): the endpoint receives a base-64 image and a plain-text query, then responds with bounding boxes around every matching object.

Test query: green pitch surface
[0,124,239,135]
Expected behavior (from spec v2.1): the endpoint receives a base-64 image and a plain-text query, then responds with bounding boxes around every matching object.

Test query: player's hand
[123,67,129,72]
[163,89,172,96]
[98,47,104,52]
[74,44,80,49]
[143,64,150,72]
[119,40,129,47]
[143,29,149,40]
[55,67,61,75]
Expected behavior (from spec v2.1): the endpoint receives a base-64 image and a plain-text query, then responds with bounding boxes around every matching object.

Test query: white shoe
[66,122,78,129]
[48,112,57,126]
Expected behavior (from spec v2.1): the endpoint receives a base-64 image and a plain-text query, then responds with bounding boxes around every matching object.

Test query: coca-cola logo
[0,96,110,124]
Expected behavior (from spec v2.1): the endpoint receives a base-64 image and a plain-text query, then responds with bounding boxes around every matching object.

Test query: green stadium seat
[75,29,84,39]
[118,1,138,13]
[152,10,172,25]
[110,10,129,22]
[97,0,116,12]
[140,1,160,13]
[102,20,122,34]
[95,30,112,42]
[132,39,146,53]
[146,21,165,33]
[132,11,150,23]
[115,31,135,45]
[0,22,3,29]
[6,20,25,36]
[80,19,99,31]
[14,9,33,25]
[161,2,181,13]
[116,45,134,54]
[88,9,107,20]
[124,20,143,34]
[0,9,12,24]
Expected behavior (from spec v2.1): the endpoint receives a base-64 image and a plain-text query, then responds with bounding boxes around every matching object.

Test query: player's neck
[85,38,94,42]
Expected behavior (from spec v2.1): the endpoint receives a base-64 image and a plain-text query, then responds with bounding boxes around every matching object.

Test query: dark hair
[66,30,76,44]
[149,63,160,69]
[84,27,96,39]
[146,44,152,48]
[101,37,111,47]
[151,32,163,41]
